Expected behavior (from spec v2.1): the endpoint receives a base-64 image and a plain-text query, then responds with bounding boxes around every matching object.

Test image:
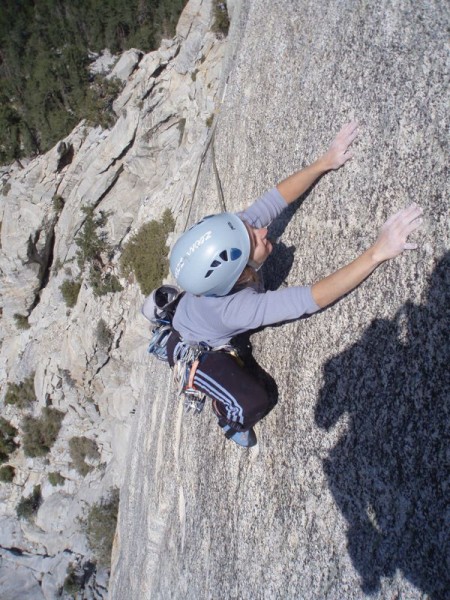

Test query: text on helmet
[174,230,212,278]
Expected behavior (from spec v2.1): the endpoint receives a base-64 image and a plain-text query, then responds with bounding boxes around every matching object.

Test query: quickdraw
[147,323,173,362]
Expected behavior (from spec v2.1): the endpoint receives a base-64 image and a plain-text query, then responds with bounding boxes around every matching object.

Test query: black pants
[167,331,275,431]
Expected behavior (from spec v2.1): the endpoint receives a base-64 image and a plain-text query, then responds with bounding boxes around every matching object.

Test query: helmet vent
[230,248,242,261]
[205,270,214,278]
[219,250,228,261]
[210,260,221,267]
[189,215,214,230]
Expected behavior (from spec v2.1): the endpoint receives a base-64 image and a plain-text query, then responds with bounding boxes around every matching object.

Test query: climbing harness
[172,339,242,414]
[142,282,243,413]
[172,342,209,413]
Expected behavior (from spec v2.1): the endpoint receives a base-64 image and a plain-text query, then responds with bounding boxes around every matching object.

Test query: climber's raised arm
[276,121,358,204]
[311,204,423,308]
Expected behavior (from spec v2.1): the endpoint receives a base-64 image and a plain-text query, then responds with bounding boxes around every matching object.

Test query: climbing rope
[182,79,230,232]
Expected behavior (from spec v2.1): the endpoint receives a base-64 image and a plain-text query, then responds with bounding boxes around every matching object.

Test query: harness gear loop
[172,340,241,414]
[172,343,208,413]
[188,359,200,390]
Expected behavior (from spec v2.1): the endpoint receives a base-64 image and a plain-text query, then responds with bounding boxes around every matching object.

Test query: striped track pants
[168,331,273,431]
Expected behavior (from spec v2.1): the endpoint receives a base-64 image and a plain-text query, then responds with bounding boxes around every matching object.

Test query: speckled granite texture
[110,0,449,598]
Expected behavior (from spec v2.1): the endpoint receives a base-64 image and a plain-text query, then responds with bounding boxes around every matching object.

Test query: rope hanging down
[182,82,229,232]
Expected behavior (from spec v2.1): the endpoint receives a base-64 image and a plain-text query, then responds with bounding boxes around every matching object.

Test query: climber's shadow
[263,240,295,290]
[315,252,450,598]
[264,196,305,290]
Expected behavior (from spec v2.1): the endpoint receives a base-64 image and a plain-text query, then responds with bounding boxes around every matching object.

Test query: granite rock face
[110,1,449,599]
[1,0,448,598]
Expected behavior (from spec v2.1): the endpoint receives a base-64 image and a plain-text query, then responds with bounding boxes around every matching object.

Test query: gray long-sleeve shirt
[173,188,319,347]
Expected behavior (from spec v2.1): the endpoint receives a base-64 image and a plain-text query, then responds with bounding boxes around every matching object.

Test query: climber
[167,121,423,447]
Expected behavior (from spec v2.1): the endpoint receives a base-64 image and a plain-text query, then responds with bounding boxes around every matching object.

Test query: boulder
[108,49,142,82]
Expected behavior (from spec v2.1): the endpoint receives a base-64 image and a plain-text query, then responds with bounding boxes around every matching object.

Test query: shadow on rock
[315,252,450,599]
[263,240,296,291]
[263,194,306,290]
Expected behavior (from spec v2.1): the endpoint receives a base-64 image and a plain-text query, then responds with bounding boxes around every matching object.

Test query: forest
[0,0,188,164]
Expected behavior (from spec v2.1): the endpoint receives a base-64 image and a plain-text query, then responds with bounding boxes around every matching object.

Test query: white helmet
[169,213,250,296]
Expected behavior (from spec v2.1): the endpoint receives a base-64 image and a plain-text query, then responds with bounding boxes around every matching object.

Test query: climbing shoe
[221,424,257,448]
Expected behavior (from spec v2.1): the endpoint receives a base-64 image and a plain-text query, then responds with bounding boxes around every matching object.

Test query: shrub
[1,183,11,196]
[13,313,30,330]
[75,206,123,296]
[52,195,65,212]
[120,209,175,295]
[205,114,214,127]
[16,485,42,521]
[0,465,15,482]
[61,369,76,388]
[75,207,109,269]
[48,471,65,486]
[83,488,119,567]
[96,319,113,349]
[60,279,81,307]
[84,76,123,129]
[52,258,63,273]
[0,418,19,464]
[63,563,84,595]
[89,267,123,297]
[4,375,36,408]
[22,408,65,457]
[69,436,100,476]
[212,1,230,37]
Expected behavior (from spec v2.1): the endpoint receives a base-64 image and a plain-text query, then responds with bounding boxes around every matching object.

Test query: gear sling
[142,286,241,414]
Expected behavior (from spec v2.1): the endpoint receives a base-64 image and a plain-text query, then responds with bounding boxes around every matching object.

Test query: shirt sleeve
[222,285,320,332]
[237,187,287,228]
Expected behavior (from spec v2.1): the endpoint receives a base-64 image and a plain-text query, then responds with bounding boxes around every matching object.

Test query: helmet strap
[247,259,263,272]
